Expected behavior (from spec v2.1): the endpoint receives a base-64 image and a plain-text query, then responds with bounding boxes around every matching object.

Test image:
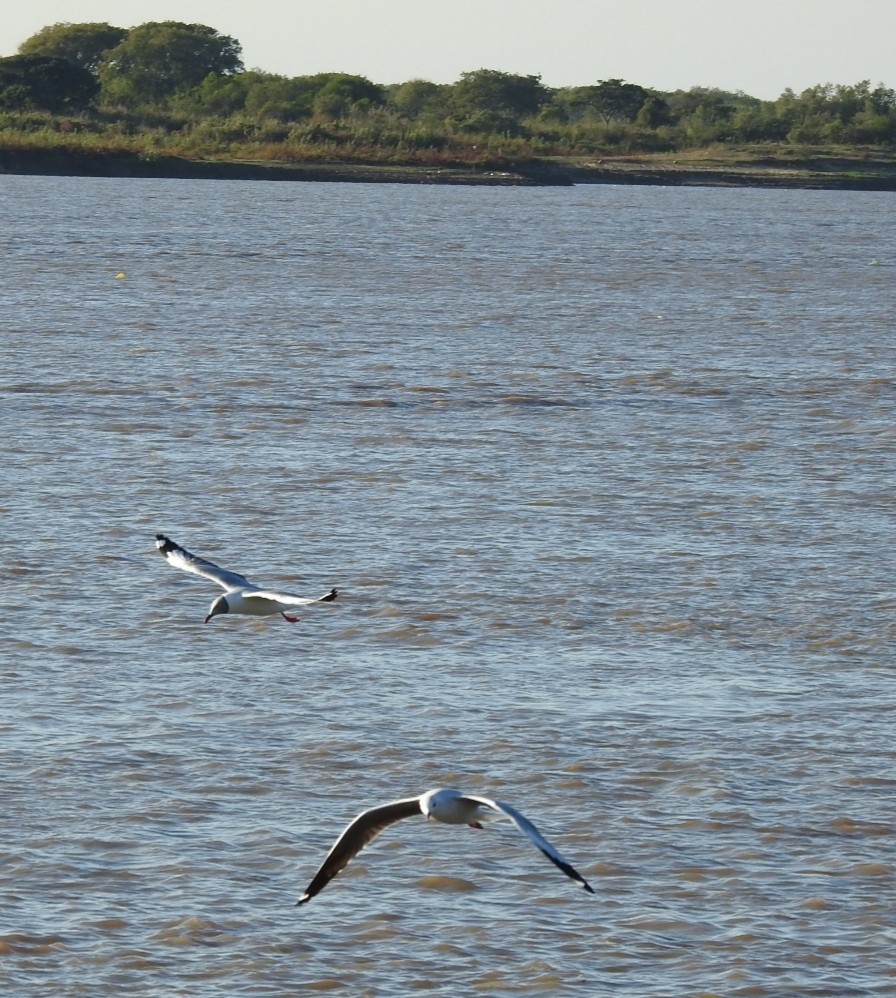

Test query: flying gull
[155,534,338,623]
[297,787,594,904]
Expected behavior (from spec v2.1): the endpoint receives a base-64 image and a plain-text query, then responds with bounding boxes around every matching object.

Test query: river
[1,174,894,996]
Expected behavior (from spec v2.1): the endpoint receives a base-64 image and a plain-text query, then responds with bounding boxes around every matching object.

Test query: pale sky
[3,0,893,100]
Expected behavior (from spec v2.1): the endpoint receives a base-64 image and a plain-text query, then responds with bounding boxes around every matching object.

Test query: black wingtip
[155,534,175,553]
[322,588,338,602]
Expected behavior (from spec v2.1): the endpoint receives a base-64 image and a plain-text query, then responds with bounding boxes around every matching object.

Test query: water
[1,174,895,997]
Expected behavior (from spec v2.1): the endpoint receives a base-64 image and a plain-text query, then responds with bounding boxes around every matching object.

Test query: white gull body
[297,787,594,904]
[155,534,338,623]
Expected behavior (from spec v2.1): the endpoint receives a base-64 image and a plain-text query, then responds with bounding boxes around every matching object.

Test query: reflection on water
[1,175,895,996]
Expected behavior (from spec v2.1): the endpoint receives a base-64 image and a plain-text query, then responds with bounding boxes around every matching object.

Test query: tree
[635,95,672,128]
[590,79,650,123]
[98,21,242,105]
[727,103,790,142]
[387,79,448,119]
[187,70,266,116]
[244,74,320,122]
[308,73,385,118]
[667,87,739,120]
[551,80,651,124]
[868,83,896,115]
[449,69,549,125]
[17,22,126,74]
[0,54,99,111]
[184,70,384,123]
[185,70,314,121]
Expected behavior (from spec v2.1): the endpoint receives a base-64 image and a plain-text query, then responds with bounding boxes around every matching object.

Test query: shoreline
[2,147,896,191]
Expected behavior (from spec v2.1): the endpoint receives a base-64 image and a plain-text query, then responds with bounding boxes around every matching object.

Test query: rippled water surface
[2,174,895,997]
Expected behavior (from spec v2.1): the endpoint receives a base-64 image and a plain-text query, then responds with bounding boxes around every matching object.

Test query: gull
[155,534,338,623]
[297,787,594,904]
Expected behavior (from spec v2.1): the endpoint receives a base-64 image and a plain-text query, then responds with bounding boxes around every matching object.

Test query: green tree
[727,102,790,142]
[851,83,896,142]
[17,22,126,74]
[98,21,242,106]
[590,79,650,122]
[449,69,549,127]
[0,54,99,111]
[665,87,740,144]
[635,95,672,128]
[546,86,594,123]
[387,79,448,119]
[868,83,896,115]
[308,73,385,118]
[551,80,651,124]
[186,70,383,123]
[245,75,320,121]
[185,70,313,121]
[187,70,265,116]
[667,87,738,121]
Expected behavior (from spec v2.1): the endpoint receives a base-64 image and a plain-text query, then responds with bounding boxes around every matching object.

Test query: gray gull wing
[297,796,423,904]
[244,588,338,606]
[462,794,594,893]
[155,534,254,591]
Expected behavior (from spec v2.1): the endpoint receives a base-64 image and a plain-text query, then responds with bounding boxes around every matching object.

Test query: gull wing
[463,794,594,894]
[297,796,422,904]
[244,587,338,607]
[155,534,253,591]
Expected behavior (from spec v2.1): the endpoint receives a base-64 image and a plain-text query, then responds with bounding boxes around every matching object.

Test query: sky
[3,0,894,100]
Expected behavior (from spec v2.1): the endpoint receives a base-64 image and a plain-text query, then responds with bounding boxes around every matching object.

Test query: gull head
[205,595,230,623]
[420,788,468,824]
[421,787,447,820]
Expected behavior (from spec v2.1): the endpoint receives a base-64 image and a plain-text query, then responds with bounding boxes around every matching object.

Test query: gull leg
[281,612,299,622]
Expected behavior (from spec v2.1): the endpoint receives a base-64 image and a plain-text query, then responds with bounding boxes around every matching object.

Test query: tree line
[2,20,895,161]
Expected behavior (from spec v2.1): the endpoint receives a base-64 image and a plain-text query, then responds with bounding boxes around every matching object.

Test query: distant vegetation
[2,20,895,167]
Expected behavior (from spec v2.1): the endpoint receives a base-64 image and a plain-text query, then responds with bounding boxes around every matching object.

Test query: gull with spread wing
[297,787,594,904]
[155,534,338,623]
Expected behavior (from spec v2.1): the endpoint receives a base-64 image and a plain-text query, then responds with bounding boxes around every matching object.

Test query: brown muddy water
[2,175,895,996]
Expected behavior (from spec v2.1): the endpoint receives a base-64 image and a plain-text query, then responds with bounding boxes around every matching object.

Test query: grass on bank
[1,111,895,179]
